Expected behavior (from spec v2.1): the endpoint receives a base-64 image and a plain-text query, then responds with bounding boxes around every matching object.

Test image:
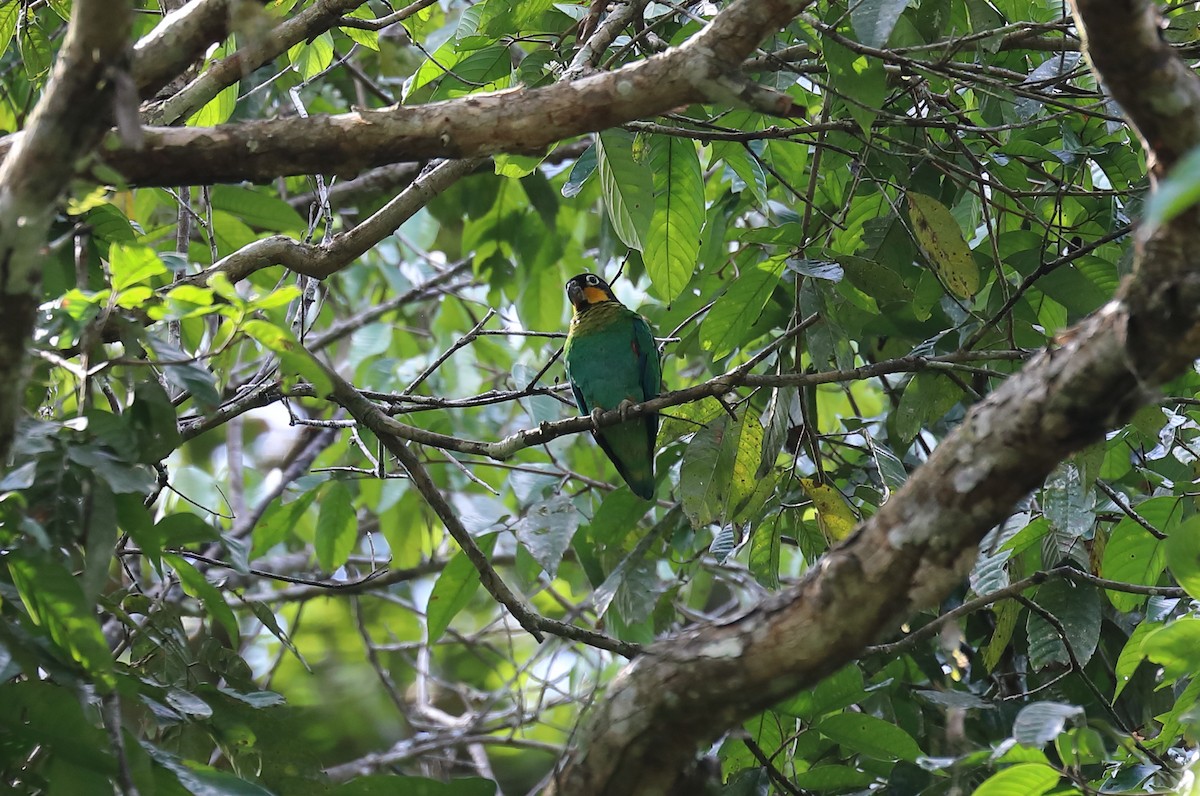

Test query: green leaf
[0,681,114,773]
[562,144,596,197]
[516,260,563,336]
[837,254,914,305]
[895,373,960,442]
[455,3,484,43]
[515,496,581,578]
[145,335,222,411]
[210,185,306,233]
[973,763,1061,796]
[611,551,663,626]
[907,193,980,298]
[589,487,649,546]
[982,599,1020,673]
[426,534,499,643]
[1026,578,1101,671]
[188,67,237,127]
[700,256,786,359]
[254,491,317,555]
[429,45,511,100]
[792,765,876,790]
[165,554,240,645]
[1165,514,1200,601]
[1055,726,1108,768]
[1041,463,1093,539]
[777,664,865,720]
[65,445,157,494]
[129,379,183,463]
[1141,617,1200,684]
[46,757,113,794]
[712,141,768,208]
[645,135,704,302]
[246,602,309,671]
[117,493,162,569]
[1144,144,1200,229]
[110,243,167,291]
[816,712,923,761]
[852,0,914,48]
[406,39,462,99]
[680,410,763,529]
[1102,513,1169,612]
[288,30,334,80]
[1152,675,1200,752]
[20,25,52,79]
[0,3,19,56]
[800,478,857,541]
[1012,702,1084,747]
[341,5,380,50]
[7,553,116,689]
[822,37,886,134]
[596,129,653,252]
[315,482,357,571]
[1113,621,1159,700]
[998,516,1049,557]
[242,318,335,396]
[81,485,118,603]
[872,441,908,494]
[142,741,276,796]
[166,688,213,718]
[84,203,138,242]
[157,512,220,547]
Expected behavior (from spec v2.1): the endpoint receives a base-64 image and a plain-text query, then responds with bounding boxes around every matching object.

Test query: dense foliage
[2,0,1200,794]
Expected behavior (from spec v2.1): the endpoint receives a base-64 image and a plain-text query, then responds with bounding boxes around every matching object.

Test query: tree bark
[0,0,813,186]
[0,0,132,464]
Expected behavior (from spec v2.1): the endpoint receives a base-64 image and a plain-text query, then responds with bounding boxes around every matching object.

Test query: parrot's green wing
[564,303,660,499]
[632,314,661,446]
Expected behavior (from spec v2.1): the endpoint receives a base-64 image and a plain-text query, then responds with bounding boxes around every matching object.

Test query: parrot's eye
[585,275,599,285]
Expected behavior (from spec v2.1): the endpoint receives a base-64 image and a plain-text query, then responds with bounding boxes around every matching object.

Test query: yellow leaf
[907,193,980,299]
[800,478,857,541]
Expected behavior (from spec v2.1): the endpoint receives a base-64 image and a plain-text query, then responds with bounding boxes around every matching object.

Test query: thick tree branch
[145,0,371,125]
[1071,0,1200,177]
[0,0,132,464]
[0,0,814,186]
[132,0,237,99]
[542,0,1200,792]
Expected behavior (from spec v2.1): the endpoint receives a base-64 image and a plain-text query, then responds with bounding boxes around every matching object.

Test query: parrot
[563,272,661,500]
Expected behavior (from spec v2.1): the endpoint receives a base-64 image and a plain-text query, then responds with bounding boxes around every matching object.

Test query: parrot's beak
[567,281,585,310]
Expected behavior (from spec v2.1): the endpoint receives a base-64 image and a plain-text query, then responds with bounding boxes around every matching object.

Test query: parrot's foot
[616,398,637,422]
[590,407,604,431]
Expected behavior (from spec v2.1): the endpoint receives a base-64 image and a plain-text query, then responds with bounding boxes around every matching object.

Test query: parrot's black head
[565,272,618,312]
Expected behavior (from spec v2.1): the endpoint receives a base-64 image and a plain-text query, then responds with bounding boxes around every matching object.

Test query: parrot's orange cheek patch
[583,286,610,304]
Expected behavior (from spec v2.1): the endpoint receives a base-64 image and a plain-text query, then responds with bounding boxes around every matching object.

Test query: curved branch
[183,158,480,285]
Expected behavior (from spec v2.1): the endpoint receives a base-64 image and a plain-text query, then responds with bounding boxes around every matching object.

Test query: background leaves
[0,0,1197,794]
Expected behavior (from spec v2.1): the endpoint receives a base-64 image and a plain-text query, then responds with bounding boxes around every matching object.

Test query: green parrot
[563,273,661,500]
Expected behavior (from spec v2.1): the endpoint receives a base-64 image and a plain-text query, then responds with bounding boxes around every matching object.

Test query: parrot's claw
[617,398,637,422]
[590,407,604,431]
